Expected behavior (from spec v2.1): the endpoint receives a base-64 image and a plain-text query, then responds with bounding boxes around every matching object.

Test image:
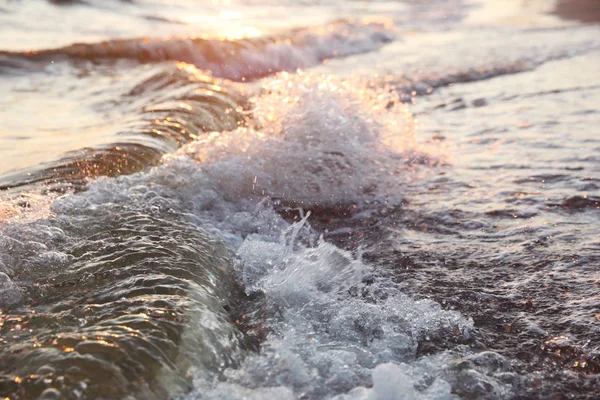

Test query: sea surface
[0,0,599,399]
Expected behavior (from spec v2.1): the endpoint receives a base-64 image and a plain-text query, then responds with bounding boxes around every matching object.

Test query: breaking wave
[2,19,394,81]
[0,72,513,399]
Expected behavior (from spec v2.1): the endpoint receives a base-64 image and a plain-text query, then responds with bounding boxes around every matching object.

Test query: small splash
[177,71,417,209]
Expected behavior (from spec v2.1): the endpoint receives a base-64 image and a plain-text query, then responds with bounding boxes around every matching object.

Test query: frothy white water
[164,74,488,398]
[1,73,507,398]
[188,215,473,399]
[177,72,418,210]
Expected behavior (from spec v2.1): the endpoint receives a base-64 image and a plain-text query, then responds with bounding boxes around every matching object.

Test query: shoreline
[554,0,600,23]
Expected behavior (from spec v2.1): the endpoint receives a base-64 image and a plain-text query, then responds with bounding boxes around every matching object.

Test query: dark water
[1,0,599,399]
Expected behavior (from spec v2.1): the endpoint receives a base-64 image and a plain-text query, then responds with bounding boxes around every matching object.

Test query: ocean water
[0,0,599,399]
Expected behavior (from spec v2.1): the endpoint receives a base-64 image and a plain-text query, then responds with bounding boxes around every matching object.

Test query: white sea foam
[165,74,475,398]
[177,72,417,209]
[186,216,472,399]
[0,73,500,398]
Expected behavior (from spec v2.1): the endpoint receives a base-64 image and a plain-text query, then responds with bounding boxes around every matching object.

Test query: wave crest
[4,19,394,81]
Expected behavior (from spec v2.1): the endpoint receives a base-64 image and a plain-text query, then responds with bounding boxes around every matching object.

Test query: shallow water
[1,0,599,399]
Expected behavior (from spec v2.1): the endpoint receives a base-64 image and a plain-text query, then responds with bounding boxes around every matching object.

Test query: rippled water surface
[1,0,599,399]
